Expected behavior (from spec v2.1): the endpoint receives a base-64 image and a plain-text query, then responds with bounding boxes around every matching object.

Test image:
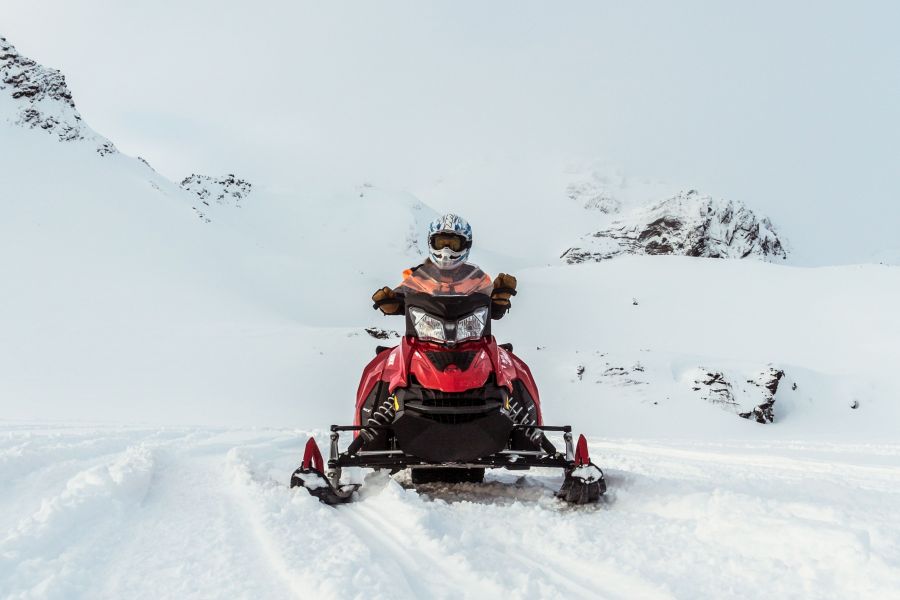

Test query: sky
[3,0,900,264]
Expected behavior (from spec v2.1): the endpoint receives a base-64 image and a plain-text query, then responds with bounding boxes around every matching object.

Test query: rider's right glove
[372,286,403,315]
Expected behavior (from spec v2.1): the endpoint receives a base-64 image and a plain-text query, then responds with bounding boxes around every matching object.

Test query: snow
[3,425,899,599]
[3,34,900,599]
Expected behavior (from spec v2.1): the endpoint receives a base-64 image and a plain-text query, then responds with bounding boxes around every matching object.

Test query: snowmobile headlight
[456,307,488,342]
[409,308,446,342]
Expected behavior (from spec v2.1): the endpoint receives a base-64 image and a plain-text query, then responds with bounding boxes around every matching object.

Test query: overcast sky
[4,1,899,263]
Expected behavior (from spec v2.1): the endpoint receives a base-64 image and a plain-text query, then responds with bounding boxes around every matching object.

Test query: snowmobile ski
[290,438,358,504]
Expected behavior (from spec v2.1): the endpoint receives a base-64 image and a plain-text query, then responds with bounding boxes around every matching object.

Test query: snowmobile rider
[371,214,517,319]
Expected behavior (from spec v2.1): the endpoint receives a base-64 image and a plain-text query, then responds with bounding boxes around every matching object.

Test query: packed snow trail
[2,424,899,599]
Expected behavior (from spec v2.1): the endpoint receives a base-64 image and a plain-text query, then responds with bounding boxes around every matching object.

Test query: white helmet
[427,214,472,270]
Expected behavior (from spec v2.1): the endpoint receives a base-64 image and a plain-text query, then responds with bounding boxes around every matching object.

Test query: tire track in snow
[512,538,673,600]
[344,476,671,600]
[225,447,407,600]
[4,427,899,599]
[376,485,672,600]
[338,482,505,600]
[93,447,296,600]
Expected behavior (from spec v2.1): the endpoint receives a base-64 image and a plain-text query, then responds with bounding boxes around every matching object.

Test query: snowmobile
[291,288,606,505]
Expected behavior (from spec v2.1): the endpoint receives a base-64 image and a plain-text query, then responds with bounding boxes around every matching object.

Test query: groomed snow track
[2,424,899,599]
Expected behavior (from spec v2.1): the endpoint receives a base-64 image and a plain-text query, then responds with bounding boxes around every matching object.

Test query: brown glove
[372,286,403,315]
[491,273,517,308]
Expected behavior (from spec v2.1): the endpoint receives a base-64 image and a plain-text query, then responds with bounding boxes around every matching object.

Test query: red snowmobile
[291,270,606,505]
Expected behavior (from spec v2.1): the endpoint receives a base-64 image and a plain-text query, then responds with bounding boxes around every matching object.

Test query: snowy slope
[0,122,437,426]
[3,34,900,600]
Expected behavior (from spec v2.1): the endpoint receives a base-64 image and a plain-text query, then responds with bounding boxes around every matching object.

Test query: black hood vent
[426,350,478,372]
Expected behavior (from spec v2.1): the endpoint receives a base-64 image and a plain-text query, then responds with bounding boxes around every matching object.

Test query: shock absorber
[508,396,558,455]
[347,395,397,455]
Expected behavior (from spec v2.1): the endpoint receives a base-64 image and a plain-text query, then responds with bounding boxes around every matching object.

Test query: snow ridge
[562,190,787,263]
[0,36,114,153]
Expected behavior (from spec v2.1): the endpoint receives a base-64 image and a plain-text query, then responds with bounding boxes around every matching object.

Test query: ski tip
[301,437,325,472]
[574,434,590,466]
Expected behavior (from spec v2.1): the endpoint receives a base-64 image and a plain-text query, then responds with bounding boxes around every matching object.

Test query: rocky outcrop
[691,370,738,409]
[739,367,785,424]
[0,36,114,152]
[180,174,252,222]
[689,366,786,424]
[364,327,400,340]
[562,190,787,263]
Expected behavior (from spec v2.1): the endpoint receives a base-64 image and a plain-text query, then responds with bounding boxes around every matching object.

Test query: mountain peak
[0,35,114,153]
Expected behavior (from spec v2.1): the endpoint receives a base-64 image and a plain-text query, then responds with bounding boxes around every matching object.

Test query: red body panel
[409,340,494,393]
[354,336,543,426]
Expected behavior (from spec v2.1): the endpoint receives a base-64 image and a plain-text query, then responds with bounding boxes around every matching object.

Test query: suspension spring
[346,396,397,456]
[508,397,539,442]
[364,397,396,439]
[509,396,557,454]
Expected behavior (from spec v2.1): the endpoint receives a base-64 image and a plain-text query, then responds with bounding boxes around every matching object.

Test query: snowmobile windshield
[397,261,492,298]
[398,262,493,343]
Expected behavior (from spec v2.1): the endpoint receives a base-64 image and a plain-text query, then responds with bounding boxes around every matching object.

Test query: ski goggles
[430,233,468,252]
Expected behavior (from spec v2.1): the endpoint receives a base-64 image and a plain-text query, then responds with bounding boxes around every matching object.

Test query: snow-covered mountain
[562,190,787,263]
[2,35,900,600]
[2,34,896,433]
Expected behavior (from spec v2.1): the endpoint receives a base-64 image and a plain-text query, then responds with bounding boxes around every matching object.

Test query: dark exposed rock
[562,190,787,264]
[364,327,400,340]
[691,366,785,423]
[96,142,116,157]
[691,370,737,408]
[180,174,252,222]
[739,368,784,424]
[593,363,647,386]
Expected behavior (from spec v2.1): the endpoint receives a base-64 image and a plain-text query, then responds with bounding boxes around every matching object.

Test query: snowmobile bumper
[290,425,606,506]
